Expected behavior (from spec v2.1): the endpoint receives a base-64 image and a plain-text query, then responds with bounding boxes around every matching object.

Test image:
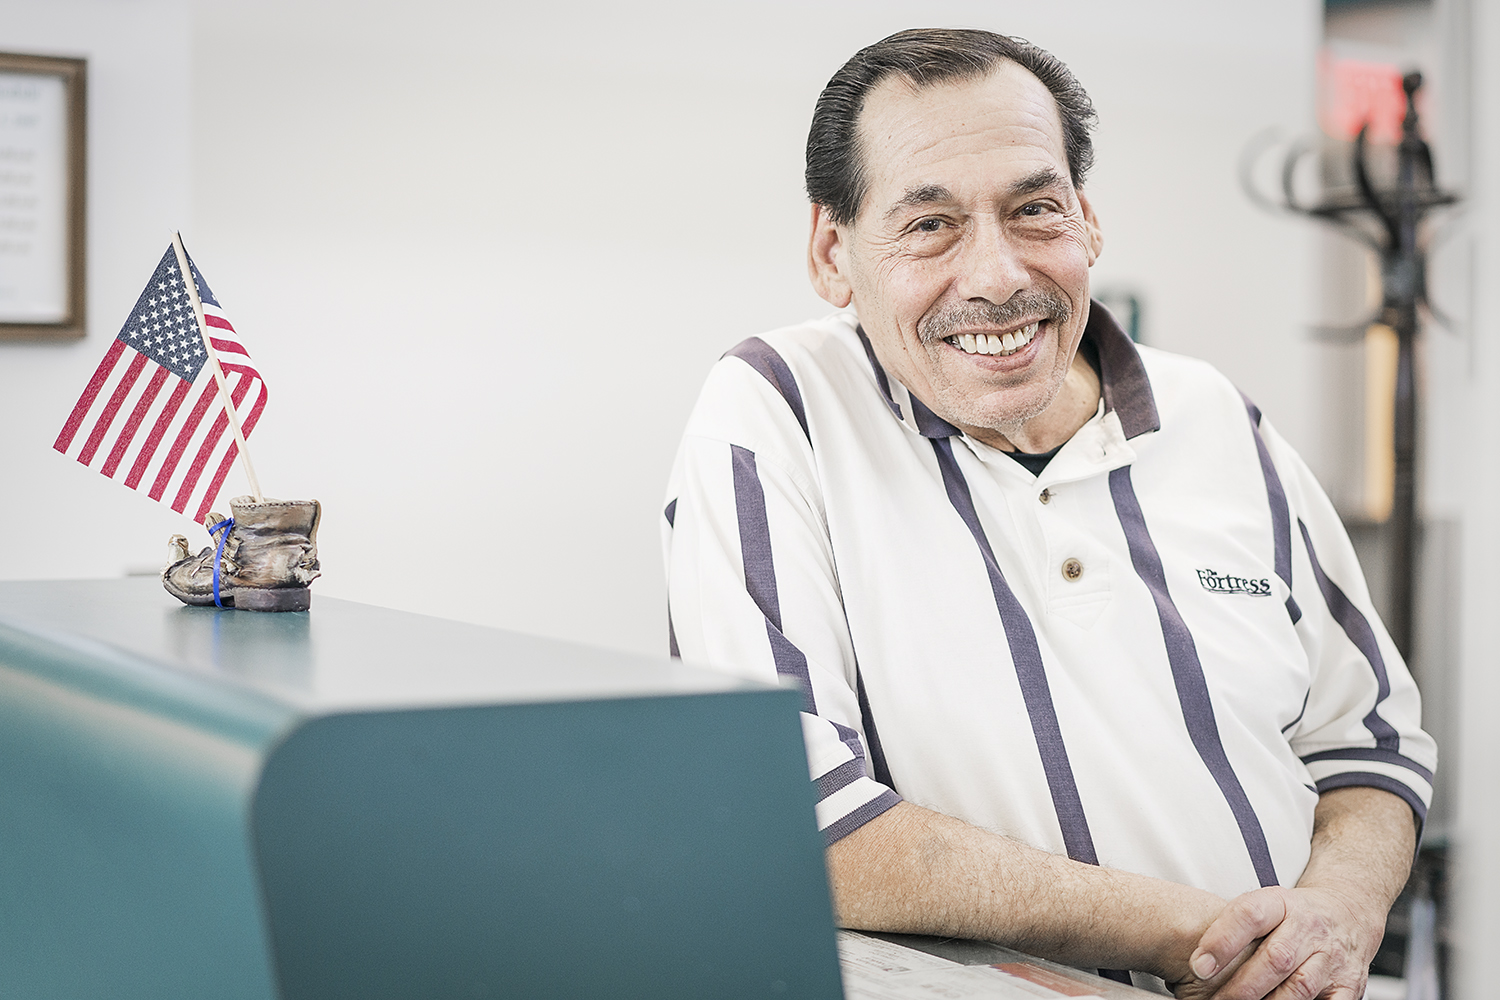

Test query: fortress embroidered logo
[1196,568,1272,596]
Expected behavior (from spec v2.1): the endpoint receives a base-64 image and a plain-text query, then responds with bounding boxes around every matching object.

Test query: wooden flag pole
[171,231,264,503]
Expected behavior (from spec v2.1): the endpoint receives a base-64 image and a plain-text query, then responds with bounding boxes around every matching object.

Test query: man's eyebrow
[883,184,954,219]
[1008,168,1068,198]
[882,170,1071,221]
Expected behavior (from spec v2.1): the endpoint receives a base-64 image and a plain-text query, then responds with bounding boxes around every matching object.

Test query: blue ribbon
[210,517,235,608]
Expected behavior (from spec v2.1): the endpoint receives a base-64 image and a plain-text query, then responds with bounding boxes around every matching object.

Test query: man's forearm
[1296,785,1416,916]
[826,800,1225,982]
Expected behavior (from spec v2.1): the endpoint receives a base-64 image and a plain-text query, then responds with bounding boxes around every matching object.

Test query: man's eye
[1019,202,1053,217]
[914,218,944,233]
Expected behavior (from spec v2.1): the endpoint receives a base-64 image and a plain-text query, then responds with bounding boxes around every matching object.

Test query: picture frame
[0,52,85,341]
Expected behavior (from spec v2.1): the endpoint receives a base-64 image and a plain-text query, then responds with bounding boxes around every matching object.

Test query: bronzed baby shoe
[220,496,321,611]
[161,497,321,611]
[161,512,235,607]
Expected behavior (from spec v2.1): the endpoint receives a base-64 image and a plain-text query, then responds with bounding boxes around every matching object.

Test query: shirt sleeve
[1258,416,1438,826]
[662,358,901,845]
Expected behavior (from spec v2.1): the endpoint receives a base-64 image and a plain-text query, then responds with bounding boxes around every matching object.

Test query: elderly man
[662,28,1434,999]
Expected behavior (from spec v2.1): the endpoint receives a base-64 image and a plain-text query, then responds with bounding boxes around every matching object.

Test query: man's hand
[1174,786,1417,999]
[1175,884,1384,999]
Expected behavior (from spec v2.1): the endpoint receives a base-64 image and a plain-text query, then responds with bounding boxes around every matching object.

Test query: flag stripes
[102,367,168,477]
[52,244,267,519]
[54,339,126,453]
[126,378,192,490]
[78,351,149,465]
[148,380,219,502]
[193,387,267,523]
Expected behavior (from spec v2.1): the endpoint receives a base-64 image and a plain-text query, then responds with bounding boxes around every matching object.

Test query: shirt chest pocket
[1043,533,1112,630]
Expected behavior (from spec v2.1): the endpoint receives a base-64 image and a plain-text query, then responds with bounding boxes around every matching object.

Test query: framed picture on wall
[0,52,85,341]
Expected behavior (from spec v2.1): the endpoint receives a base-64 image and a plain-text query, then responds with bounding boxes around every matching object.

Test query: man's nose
[952,222,1030,304]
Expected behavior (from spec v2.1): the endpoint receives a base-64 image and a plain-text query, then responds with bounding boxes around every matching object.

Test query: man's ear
[808,203,853,307]
[1077,187,1104,266]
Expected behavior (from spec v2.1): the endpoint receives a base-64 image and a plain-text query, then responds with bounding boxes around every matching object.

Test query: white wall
[0,0,193,576]
[1,0,1321,659]
[1453,0,1500,990]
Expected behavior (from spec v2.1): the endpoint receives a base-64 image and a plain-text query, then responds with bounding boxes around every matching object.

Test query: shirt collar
[1090,300,1160,439]
[855,299,1160,441]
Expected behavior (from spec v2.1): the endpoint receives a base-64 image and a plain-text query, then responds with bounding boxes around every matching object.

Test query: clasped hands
[1169,884,1387,1000]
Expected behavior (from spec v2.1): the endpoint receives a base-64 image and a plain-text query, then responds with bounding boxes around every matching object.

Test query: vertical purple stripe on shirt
[931,438,1100,866]
[854,326,904,421]
[907,393,960,439]
[1281,688,1310,734]
[725,337,811,443]
[856,667,895,789]
[664,496,681,657]
[731,444,816,714]
[1241,394,1301,624]
[1109,465,1280,888]
[1296,519,1401,750]
[732,445,783,630]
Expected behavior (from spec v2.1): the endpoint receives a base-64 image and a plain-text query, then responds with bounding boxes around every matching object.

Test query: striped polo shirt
[661,305,1435,900]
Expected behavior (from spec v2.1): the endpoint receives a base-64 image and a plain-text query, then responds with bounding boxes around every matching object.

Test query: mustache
[918,291,1071,344]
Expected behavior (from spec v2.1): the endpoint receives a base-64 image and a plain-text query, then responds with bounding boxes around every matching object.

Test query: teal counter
[0,578,841,999]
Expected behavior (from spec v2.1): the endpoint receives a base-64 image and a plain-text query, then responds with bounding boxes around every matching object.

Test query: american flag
[53,245,267,523]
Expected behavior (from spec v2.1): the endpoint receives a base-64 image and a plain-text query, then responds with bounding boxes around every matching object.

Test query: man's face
[809,61,1102,442]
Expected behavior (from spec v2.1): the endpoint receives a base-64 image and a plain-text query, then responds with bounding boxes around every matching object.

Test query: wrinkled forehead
[853,61,1070,219]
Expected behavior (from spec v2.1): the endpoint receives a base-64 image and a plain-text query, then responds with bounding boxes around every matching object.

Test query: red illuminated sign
[1318,49,1408,143]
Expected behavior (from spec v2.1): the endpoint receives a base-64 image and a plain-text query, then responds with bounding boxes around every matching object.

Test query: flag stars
[109,247,241,383]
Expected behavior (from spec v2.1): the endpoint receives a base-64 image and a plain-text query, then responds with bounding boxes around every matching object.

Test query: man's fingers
[1207,927,1317,1000]
[1262,948,1368,1000]
[1260,953,1332,1000]
[1170,941,1255,999]
[1188,887,1288,979]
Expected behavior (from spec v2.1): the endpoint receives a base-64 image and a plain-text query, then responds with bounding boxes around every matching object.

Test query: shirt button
[1039,488,1052,504]
[1062,558,1084,581]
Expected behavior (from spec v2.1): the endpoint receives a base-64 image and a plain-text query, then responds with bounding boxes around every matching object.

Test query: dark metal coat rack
[1244,72,1459,660]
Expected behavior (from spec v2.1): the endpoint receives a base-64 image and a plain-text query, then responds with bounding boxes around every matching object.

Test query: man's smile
[941,319,1042,357]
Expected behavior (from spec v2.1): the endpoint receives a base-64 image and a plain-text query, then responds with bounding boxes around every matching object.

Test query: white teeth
[949,322,1043,356]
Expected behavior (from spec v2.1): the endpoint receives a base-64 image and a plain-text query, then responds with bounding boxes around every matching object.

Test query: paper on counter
[837,930,962,979]
[838,931,1104,1000]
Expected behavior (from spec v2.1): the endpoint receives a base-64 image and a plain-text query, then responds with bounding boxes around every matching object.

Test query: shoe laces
[210,517,235,608]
